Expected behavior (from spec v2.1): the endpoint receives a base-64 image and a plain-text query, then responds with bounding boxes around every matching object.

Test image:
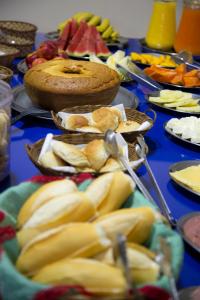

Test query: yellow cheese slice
[170,165,200,192]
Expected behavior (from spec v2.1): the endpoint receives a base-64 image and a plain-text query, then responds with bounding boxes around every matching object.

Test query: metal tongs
[113,234,143,300]
[171,50,200,70]
[156,237,179,300]
[117,57,162,91]
[105,130,156,206]
[136,135,177,227]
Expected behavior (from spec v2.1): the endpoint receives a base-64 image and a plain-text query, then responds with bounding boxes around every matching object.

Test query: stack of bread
[39,137,135,173]
[59,106,141,134]
[16,172,160,297]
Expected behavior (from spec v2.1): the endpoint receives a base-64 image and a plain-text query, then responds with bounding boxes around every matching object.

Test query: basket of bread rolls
[26,133,144,176]
[0,172,183,300]
[51,105,155,143]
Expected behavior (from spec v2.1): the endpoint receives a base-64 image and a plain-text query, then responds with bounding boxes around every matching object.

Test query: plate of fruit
[130,52,178,69]
[144,64,200,91]
[147,89,200,114]
[53,11,128,47]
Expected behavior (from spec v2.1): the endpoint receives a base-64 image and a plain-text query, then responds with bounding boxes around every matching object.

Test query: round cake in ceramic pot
[24,59,121,112]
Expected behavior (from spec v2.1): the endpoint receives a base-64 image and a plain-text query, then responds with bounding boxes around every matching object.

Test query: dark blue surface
[1,38,200,289]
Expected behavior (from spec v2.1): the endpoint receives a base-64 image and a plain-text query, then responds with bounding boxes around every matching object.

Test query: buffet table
[1,38,200,290]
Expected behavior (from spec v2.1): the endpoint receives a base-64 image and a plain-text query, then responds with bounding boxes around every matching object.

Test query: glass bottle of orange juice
[174,0,200,55]
[145,0,177,50]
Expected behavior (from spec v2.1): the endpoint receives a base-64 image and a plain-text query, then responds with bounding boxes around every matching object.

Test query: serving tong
[136,135,177,227]
[105,130,156,206]
[113,234,144,300]
[171,50,200,70]
[156,237,180,300]
[117,57,162,91]
[105,130,176,227]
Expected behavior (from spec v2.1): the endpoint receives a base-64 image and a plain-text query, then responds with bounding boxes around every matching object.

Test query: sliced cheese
[170,165,200,193]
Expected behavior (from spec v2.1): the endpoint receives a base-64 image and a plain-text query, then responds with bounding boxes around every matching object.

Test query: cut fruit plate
[164,116,200,147]
[147,89,200,115]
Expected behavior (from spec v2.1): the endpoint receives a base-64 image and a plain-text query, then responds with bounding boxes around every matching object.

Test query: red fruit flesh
[69,18,79,39]
[57,20,72,51]
[95,29,111,58]
[66,21,88,55]
[72,25,96,57]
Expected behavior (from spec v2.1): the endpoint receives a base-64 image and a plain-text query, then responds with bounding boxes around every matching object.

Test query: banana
[57,19,70,32]
[88,15,101,26]
[111,30,119,41]
[76,12,94,23]
[102,25,113,39]
[96,18,110,32]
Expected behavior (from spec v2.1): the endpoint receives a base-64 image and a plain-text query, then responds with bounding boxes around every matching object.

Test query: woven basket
[51,105,156,143]
[0,21,37,41]
[0,66,13,83]
[26,134,142,176]
[0,44,20,66]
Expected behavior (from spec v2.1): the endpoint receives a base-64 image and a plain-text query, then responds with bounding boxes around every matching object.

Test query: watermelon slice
[72,25,96,57]
[57,20,72,50]
[66,21,88,55]
[69,18,79,39]
[95,29,111,58]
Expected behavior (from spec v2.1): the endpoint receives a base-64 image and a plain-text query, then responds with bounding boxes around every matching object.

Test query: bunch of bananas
[57,11,119,41]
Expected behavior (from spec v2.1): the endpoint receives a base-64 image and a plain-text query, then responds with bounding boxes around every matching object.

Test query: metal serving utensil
[171,50,200,70]
[156,237,179,300]
[113,234,143,300]
[135,135,177,227]
[104,130,156,206]
[11,107,50,124]
[117,57,162,91]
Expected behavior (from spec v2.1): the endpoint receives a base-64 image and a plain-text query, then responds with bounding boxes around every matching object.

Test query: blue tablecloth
[1,38,200,289]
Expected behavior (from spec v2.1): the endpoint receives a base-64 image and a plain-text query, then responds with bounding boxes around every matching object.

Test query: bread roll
[83,139,109,171]
[38,151,66,168]
[17,179,77,228]
[32,258,126,296]
[116,120,140,133]
[16,223,111,276]
[78,126,102,133]
[65,115,89,130]
[52,140,90,167]
[86,171,135,215]
[92,107,119,133]
[94,207,155,244]
[94,243,159,284]
[23,192,96,231]
[100,157,124,173]
[110,107,123,122]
